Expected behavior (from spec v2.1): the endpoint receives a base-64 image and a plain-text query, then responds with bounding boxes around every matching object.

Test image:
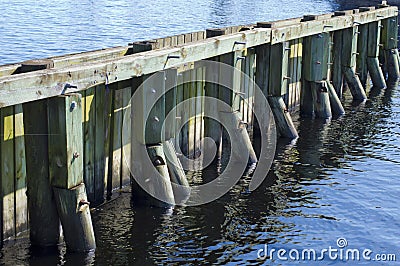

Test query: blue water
[1,0,400,265]
[0,0,336,65]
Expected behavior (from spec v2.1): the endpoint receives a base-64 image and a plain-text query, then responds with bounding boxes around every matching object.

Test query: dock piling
[47,94,96,252]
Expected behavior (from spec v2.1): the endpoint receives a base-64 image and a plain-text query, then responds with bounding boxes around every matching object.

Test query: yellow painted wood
[82,87,96,202]
[1,106,15,239]
[14,104,27,234]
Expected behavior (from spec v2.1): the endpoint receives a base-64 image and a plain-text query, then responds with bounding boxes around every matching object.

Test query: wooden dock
[0,2,398,251]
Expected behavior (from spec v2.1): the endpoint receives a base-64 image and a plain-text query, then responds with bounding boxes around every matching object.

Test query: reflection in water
[0,84,399,264]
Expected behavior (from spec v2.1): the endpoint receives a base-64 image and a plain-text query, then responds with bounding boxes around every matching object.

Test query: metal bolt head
[154,116,160,122]
[73,152,80,159]
[70,101,77,111]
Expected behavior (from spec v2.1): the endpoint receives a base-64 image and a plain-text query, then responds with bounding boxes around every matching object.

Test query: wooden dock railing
[0,3,398,252]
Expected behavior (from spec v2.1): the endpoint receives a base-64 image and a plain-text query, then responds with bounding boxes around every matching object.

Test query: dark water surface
[1,0,400,265]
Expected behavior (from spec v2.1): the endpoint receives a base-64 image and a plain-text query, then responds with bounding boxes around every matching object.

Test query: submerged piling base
[343,67,368,101]
[310,81,332,119]
[367,57,387,89]
[326,81,345,116]
[219,111,258,164]
[268,97,298,139]
[53,183,96,252]
[163,140,190,205]
[386,49,400,83]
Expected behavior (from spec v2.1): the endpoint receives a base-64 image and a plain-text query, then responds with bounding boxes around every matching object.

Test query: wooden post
[268,97,298,139]
[366,19,386,89]
[381,15,400,83]
[356,12,369,88]
[203,28,224,162]
[1,106,15,241]
[19,59,60,247]
[332,29,344,97]
[131,70,177,207]
[48,94,96,252]
[310,81,332,119]
[255,22,298,139]
[302,20,335,119]
[334,11,367,101]
[326,81,345,116]
[162,140,189,205]
[219,50,258,163]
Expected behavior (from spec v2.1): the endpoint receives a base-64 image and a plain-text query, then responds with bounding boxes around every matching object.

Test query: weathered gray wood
[367,21,386,89]
[326,81,345,116]
[48,93,95,251]
[141,144,175,207]
[164,69,178,141]
[356,24,369,88]
[367,57,386,89]
[20,61,60,247]
[2,7,398,109]
[53,183,96,252]
[268,96,298,139]
[82,87,96,203]
[23,99,60,247]
[133,72,166,145]
[386,49,400,83]
[254,43,271,134]
[271,7,397,44]
[310,81,332,119]
[203,29,224,162]
[302,33,330,82]
[381,16,398,50]
[47,94,84,189]
[343,67,368,101]
[162,140,190,205]
[14,104,28,236]
[332,30,344,97]
[1,106,15,240]
[108,85,120,198]
[121,86,132,187]
[269,43,290,96]
[300,80,314,117]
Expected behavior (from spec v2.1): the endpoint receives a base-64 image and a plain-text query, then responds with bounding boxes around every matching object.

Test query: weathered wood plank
[194,66,204,157]
[23,98,60,246]
[111,87,123,190]
[121,86,132,186]
[0,7,397,108]
[14,104,28,235]
[1,106,15,239]
[271,7,397,44]
[0,27,273,108]
[82,87,96,202]
[48,94,84,189]
[53,183,96,252]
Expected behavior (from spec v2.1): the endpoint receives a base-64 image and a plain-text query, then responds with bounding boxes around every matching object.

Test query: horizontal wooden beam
[0,28,271,107]
[0,6,397,107]
[271,6,397,44]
